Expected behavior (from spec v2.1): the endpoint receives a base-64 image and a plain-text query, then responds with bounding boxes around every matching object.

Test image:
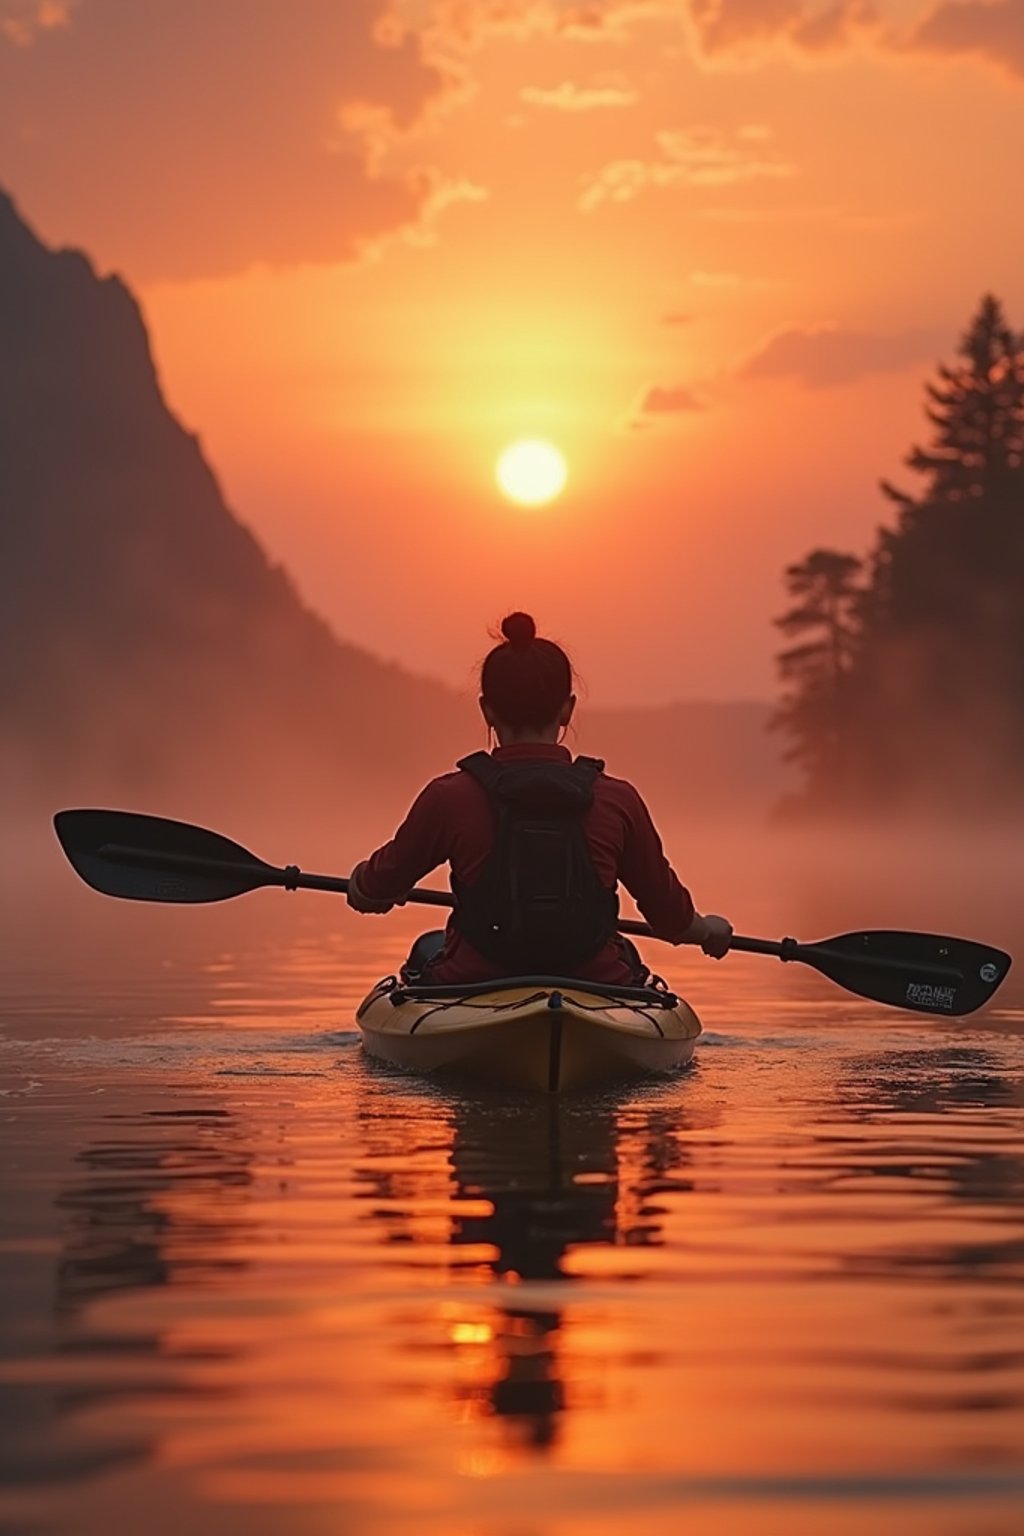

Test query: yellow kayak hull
[356,978,701,1094]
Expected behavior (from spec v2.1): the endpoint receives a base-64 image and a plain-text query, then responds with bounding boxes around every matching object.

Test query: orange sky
[3,0,1024,702]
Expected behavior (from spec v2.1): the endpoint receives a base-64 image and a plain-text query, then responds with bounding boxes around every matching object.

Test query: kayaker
[347,612,732,984]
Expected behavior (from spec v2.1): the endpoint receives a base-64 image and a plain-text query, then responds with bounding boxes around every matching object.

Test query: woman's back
[346,613,732,982]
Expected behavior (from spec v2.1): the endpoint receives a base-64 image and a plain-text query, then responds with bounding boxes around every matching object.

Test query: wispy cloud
[580,123,796,211]
[0,0,464,280]
[641,382,706,412]
[691,202,924,234]
[681,1,1024,85]
[401,173,490,246]
[0,0,73,47]
[633,314,946,428]
[695,202,835,224]
[689,268,783,290]
[684,0,880,61]
[521,79,638,109]
[628,379,707,429]
[738,322,945,387]
[428,0,666,47]
[425,0,1024,88]
[902,0,1024,83]
[689,268,745,287]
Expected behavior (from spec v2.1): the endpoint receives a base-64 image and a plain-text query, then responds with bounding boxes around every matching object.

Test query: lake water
[3,862,1024,1536]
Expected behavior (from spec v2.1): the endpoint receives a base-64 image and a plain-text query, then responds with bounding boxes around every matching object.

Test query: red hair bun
[501,611,537,648]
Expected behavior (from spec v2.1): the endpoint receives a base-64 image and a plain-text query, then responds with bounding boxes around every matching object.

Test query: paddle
[54,809,1012,1018]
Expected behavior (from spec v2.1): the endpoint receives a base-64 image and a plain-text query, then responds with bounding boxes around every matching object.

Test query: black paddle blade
[801,929,1012,1017]
[54,810,276,904]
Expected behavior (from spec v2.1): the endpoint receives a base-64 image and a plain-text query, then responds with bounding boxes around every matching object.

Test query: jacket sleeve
[354,780,452,901]
[616,787,696,943]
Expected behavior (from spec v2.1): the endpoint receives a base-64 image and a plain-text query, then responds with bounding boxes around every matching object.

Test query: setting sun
[495,439,568,507]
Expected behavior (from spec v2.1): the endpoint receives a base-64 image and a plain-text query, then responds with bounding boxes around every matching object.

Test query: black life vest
[452,751,619,974]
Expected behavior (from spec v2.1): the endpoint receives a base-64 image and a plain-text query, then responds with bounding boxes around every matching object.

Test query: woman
[347,613,732,984]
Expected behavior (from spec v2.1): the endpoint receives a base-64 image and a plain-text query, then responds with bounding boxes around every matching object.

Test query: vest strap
[457,751,606,791]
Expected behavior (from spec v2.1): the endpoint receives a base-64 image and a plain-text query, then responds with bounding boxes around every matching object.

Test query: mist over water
[6,806,1024,1049]
[11,796,1023,932]
[2,806,1024,1535]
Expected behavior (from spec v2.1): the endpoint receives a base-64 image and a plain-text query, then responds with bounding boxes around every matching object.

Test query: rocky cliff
[0,190,468,818]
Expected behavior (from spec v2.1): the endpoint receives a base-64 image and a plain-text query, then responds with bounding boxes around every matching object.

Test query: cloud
[428,0,1024,86]
[680,0,1024,83]
[401,172,490,245]
[628,381,707,428]
[520,79,638,108]
[661,311,695,325]
[690,268,743,287]
[696,202,834,223]
[684,0,880,59]
[633,316,943,427]
[640,382,706,412]
[580,123,796,211]
[0,0,72,46]
[432,0,876,53]
[738,323,945,387]
[902,0,1024,83]
[836,207,924,232]
[688,268,783,289]
[428,1,665,46]
[0,0,463,280]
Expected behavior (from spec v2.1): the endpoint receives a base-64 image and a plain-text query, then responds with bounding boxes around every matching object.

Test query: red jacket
[355,744,695,984]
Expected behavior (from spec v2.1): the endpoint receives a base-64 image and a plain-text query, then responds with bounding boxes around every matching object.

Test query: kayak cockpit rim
[376,974,681,1009]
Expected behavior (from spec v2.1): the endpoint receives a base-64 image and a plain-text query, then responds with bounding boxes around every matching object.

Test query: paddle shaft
[99,842,963,983]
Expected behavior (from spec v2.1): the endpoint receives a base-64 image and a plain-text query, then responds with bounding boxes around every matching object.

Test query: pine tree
[875,295,1024,615]
[771,549,864,806]
[890,294,1024,507]
[860,295,1024,794]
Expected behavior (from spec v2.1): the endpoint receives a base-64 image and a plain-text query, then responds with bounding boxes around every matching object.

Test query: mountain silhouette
[0,189,783,826]
[0,189,471,819]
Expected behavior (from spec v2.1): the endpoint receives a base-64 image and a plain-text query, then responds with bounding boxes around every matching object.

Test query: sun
[495,439,568,507]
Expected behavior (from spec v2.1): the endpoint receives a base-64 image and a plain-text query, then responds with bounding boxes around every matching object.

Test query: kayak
[356,975,701,1093]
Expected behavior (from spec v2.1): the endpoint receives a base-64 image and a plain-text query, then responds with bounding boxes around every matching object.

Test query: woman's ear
[479,696,496,728]
[560,694,577,728]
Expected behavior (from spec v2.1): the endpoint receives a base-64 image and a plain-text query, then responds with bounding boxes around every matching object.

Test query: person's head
[479,613,576,745]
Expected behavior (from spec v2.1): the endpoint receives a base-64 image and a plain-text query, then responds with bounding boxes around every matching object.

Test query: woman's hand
[683,912,734,959]
[346,862,397,915]
[698,914,733,959]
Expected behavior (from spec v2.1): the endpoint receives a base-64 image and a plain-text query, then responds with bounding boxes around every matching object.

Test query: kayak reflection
[447,1098,617,1451]
[355,1069,697,1454]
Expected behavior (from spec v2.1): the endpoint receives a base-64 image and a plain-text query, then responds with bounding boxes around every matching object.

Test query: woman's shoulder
[402,770,481,829]
[419,769,471,800]
[418,766,500,807]
[590,764,648,811]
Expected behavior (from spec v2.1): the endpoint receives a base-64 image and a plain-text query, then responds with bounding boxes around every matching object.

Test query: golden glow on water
[1,911,1023,1536]
[449,1321,494,1345]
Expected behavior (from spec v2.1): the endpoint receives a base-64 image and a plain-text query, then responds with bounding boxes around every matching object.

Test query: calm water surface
[2,892,1024,1536]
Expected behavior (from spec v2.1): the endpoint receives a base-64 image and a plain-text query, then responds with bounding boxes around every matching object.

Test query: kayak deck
[356,976,701,1094]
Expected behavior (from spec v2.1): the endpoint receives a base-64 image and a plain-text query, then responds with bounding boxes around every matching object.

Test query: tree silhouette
[886,294,1024,509]
[873,296,1024,628]
[775,295,1024,811]
[864,296,1024,793]
[771,548,864,805]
